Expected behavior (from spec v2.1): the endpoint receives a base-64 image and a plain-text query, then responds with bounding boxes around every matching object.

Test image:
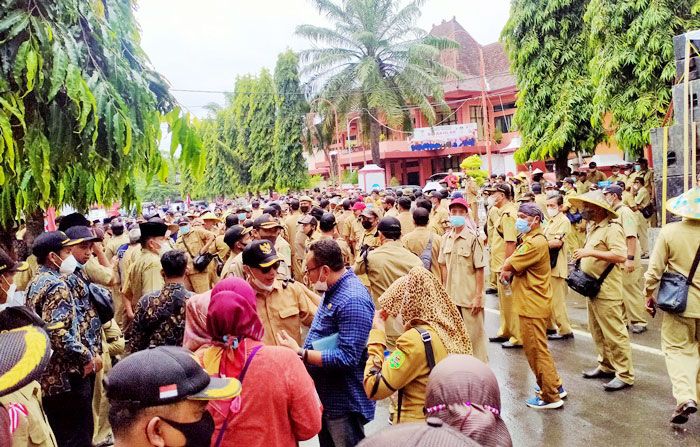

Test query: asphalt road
[302,287,699,447]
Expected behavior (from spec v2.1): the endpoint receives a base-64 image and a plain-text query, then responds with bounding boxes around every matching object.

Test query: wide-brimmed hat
[0,325,52,397]
[199,212,221,222]
[567,190,618,218]
[666,187,700,220]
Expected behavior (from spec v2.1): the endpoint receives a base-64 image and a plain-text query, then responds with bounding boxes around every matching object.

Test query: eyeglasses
[303,264,322,276]
[257,261,280,274]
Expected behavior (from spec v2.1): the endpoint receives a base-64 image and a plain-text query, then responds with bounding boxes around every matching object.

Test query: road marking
[483,307,663,356]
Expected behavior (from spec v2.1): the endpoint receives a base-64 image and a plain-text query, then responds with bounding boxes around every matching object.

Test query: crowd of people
[0,156,698,447]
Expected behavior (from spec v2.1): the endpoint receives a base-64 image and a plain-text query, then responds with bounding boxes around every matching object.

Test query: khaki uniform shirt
[608,173,628,187]
[364,326,448,424]
[357,228,380,254]
[214,235,230,263]
[275,236,293,280]
[644,219,700,318]
[587,170,607,185]
[384,207,399,218]
[534,194,547,215]
[256,280,320,346]
[0,381,57,447]
[634,187,651,210]
[353,240,423,304]
[104,234,129,260]
[285,211,302,247]
[402,226,443,284]
[580,218,626,301]
[122,249,164,303]
[439,226,485,307]
[14,254,38,291]
[486,205,501,241]
[176,227,216,271]
[622,190,635,209]
[543,212,571,278]
[509,227,552,318]
[576,180,591,195]
[629,169,654,196]
[220,252,244,279]
[429,207,449,236]
[465,178,479,204]
[396,210,415,237]
[613,204,641,267]
[84,256,113,287]
[335,211,352,242]
[564,189,579,213]
[319,234,353,266]
[490,202,518,273]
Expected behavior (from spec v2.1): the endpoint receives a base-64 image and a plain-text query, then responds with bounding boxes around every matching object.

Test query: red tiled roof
[429,17,514,92]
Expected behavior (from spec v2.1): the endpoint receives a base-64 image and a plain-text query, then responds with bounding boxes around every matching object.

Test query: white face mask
[247,271,274,293]
[313,279,328,293]
[487,196,497,208]
[547,207,559,218]
[59,254,79,275]
[0,284,26,310]
[157,240,172,257]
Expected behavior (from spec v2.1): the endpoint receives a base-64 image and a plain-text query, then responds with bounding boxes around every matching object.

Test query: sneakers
[630,324,647,334]
[534,384,568,399]
[526,396,564,409]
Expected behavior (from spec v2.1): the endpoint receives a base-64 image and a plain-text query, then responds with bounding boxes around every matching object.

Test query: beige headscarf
[378,267,472,355]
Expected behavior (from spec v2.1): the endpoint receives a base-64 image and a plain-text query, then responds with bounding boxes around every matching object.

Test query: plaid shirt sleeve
[321,294,374,369]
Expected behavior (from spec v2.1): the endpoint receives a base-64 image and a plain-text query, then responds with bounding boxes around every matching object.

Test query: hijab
[425,355,512,447]
[378,266,472,355]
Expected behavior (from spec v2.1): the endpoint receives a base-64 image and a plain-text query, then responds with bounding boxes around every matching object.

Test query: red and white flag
[159,384,178,399]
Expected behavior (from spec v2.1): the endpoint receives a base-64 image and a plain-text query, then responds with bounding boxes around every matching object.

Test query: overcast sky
[135,0,511,117]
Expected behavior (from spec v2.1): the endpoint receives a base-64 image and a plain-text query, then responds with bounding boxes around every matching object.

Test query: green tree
[0,0,202,251]
[502,0,602,177]
[232,75,257,187]
[273,50,309,191]
[297,0,460,165]
[586,0,700,156]
[248,69,277,192]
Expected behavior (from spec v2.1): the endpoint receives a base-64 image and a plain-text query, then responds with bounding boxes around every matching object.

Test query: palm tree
[297,0,460,165]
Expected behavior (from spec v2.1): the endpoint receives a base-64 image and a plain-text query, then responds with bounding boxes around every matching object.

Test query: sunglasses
[258,261,281,274]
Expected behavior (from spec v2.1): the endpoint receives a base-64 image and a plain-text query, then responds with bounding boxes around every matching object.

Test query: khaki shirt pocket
[279,305,300,319]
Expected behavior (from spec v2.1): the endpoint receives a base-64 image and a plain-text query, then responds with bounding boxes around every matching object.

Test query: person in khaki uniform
[586,161,607,185]
[644,188,700,424]
[485,184,521,348]
[318,213,353,267]
[531,184,548,216]
[13,254,38,292]
[402,207,443,284]
[364,268,472,424]
[252,213,292,280]
[630,177,651,256]
[484,193,502,294]
[355,208,381,254]
[175,220,216,293]
[104,221,129,261]
[242,240,319,346]
[603,185,647,333]
[569,191,634,391]
[608,165,628,186]
[464,176,480,225]
[501,203,565,409]
[92,318,125,446]
[354,217,423,347]
[382,196,399,218]
[219,225,253,279]
[122,221,169,321]
[575,171,592,195]
[543,194,574,340]
[438,199,487,362]
[428,191,450,236]
[396,196,415,237]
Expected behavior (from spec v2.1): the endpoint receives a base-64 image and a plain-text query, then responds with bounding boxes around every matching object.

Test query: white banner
[411,123,478,143]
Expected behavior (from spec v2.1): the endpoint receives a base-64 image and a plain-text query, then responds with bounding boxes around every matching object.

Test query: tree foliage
[248,69,277,191]
[0,0,203,226]
[502,0,602,174]
[586,0,700,156]
[296,0,461,165]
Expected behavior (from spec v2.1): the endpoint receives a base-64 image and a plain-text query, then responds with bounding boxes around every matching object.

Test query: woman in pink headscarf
[194,279,322,447]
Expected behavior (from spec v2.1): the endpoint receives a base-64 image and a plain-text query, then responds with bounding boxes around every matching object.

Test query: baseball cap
[64,225,102,246]
[299,195,313,204]
[484,184,512,198]
[298,214,318,226]
[448,198,470,211]
[377,216,401,234]
[253,213,283,230]
[0,249,28,275]
[603,184,623,198]
[105,346,241,407]
[352,202,367,211]
[358,417,477,447]
[32,231,71,260]
[361,208,380,219]
[319,213,337,232]
[223,225,252,248]
[429,190,443,199]
[0,326,52,397]
[242,240,280,269]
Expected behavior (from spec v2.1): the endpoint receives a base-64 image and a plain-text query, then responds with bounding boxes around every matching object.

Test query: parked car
[422,172,464,193]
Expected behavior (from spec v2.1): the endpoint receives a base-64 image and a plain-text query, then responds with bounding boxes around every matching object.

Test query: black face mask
[580,210,593,221]
[300,206,310,213]
[160,410,215,447]
[361,220,373,230]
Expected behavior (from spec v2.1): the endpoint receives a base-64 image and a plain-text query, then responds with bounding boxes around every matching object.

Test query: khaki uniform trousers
[621,266,648,326]
[520,316,562,403]
[550,277,572,335]
[661,313,700,405]
[636,212,650,254]
[587,299,635,384]
[496,280,521,345]
[92,352,112,445]
[458,306,488,363]
[488,271,498,289]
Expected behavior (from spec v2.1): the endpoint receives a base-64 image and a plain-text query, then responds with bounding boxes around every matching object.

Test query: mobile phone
[646,298,657,318]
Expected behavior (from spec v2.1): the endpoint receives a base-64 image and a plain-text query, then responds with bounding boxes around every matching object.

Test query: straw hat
[666,187,700,220]
[567,190,618,218]
[199,212,221,222]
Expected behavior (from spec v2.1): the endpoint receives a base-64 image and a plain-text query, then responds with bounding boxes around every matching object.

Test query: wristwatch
[627,255,635,261]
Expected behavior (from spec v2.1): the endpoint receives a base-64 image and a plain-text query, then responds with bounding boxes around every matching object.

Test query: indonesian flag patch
[159,384,178,399]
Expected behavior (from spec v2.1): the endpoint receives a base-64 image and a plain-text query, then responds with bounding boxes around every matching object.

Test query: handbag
[566,260,615,299]
[88,283,114,324]
[193,252,215,272]
[657,245,700,314]
[640,202,655,219]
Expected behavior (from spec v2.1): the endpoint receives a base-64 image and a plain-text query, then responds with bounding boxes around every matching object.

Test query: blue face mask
[634,165,641,172]
[449,215,466,228]
[515,218,531,234]
[237,213,247,221]
[180,225,190,235]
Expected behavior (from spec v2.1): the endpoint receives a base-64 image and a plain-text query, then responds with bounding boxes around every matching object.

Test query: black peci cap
[57,212,91,232]
[105,346,240,408]
[242,240,280,269]
[253,214,284,230]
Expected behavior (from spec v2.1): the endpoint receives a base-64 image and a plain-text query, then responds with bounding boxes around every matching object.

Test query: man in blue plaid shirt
[277,239,375,447]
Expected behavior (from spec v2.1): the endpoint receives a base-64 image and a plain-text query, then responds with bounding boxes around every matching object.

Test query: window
[494,114,514,133]
[436,109,458,126]
[469,106,485,139]
[493,101,516,112]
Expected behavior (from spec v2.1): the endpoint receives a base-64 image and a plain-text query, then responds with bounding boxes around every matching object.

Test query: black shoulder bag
[183,237,214,273]
[656,245,700,314]
[567,260,615,299]
[397,327,435,424]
